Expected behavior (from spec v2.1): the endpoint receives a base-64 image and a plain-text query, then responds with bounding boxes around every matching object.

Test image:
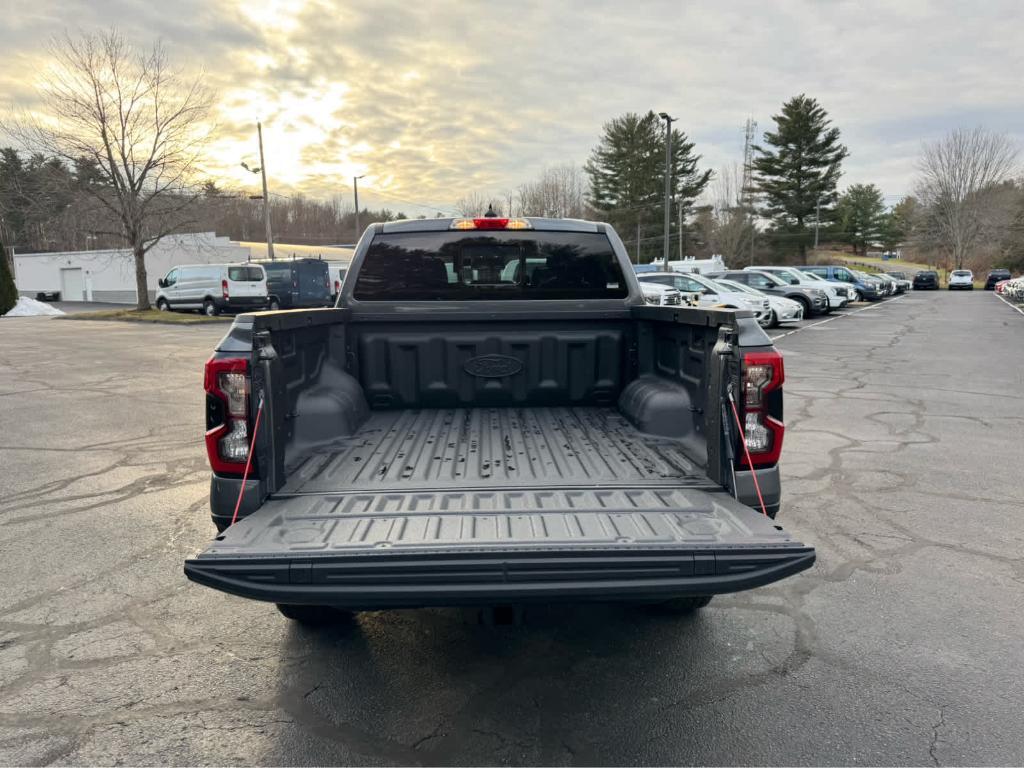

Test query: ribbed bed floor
[280,407,710,495]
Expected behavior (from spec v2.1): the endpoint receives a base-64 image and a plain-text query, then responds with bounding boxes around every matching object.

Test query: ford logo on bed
[463,354,524,378]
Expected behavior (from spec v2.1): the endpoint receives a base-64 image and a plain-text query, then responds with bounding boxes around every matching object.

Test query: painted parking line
[769,295,908,341]
[994,291,1024,318]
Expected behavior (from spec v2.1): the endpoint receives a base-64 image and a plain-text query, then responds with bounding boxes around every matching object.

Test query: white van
[155,263,269,316]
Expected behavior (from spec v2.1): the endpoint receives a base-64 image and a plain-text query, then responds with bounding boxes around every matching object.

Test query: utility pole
[658,113,675,267]
[257,122,275,261]
[742,117,757,266]
[353,175,365,244]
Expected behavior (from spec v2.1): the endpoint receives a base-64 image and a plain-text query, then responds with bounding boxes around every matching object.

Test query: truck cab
[186,217,814,622]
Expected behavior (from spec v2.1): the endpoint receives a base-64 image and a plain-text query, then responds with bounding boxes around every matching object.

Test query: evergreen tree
[753,95,849,262]
[0,243,18,316]
[879,196,919,251]
[837,184,886,254]
[585,111,711,262]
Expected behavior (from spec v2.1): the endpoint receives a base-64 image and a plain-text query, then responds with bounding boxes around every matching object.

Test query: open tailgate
[185,488,814,608]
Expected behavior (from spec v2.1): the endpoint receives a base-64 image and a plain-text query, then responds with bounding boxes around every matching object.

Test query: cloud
[3,0,1023,212]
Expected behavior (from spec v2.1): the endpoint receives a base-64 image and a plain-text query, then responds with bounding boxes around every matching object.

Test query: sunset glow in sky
[4,0,1024,215]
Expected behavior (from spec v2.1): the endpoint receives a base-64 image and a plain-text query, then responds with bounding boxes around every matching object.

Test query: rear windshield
[952,270,972,276]
[228,266,264,282]
[353,231,628,301]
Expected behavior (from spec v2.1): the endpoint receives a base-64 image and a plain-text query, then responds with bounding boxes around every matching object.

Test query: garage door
[60,268,84,301]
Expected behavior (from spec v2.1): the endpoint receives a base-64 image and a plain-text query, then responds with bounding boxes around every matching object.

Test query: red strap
[728,392,769,517]
[230,396,265,526]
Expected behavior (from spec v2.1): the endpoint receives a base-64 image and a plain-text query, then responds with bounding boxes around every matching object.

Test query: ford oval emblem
[464,354,523,378]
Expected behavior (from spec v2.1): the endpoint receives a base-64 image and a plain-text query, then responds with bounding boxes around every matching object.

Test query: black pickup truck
[186,216,814,623]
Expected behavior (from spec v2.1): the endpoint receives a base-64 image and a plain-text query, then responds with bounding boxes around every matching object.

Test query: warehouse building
[12,233,250,304]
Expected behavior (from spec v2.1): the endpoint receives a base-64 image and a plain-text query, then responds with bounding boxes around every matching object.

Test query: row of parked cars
[635,263,906,328]
[154,258,349,315]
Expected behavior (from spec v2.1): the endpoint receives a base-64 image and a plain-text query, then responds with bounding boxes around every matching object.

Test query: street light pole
[257,122,275,261]
[659,113,675,267]
[353,175,365,244]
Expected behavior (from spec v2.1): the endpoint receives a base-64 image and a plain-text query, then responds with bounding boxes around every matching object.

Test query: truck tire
[276,603,351,625]
[268,297,280,311]
[203,298,219,317]
[156,298,170,311]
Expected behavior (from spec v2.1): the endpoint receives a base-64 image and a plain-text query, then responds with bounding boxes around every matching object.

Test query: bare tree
[707,163,755,263]
[3,30,214,308]
[455,192,505,217]
[517,164,589,218]
[915,128,1020,269]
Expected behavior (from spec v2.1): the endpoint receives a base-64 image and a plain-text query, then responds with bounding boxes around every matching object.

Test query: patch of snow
[2,297,66,317]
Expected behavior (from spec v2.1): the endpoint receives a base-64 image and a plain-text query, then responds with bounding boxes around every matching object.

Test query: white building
[13,233,253,304]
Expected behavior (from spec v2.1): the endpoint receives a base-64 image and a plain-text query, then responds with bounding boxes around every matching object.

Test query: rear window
[228,266,264,282]
[353,231,628,301]
[952,270,971,276]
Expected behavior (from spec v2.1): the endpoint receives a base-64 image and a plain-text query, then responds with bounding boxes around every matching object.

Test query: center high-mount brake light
[738,350,785,468]
[204,357,252,475]
[450,218,532,231]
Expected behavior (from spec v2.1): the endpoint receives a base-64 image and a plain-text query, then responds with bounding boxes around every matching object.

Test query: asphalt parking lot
[1,291,1022,765]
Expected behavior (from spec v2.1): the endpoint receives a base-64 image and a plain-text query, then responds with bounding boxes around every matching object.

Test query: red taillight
[334,280,340,294]
[738,350,784,468]
[221,279,229,299]
[204,357,251,475]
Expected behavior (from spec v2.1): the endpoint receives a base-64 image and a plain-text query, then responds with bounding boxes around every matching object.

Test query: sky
[4,0,1024,216]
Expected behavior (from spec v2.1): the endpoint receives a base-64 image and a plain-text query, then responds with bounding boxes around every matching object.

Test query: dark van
[255,258,332,310]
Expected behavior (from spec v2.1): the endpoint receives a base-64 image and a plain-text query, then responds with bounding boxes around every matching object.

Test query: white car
[638,281,686,306]
[715,278,803,327]
[948,269,974,290]
[638,272,771,325]
[746,266,853,309]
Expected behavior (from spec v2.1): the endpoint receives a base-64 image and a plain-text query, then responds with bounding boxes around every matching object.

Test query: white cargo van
[156,264,268,316]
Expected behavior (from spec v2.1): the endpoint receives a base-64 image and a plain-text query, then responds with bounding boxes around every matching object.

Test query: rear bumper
[184,546,815,608]
[219,296,268,310]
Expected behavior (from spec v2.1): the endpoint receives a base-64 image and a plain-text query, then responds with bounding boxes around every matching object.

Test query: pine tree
[0,243,18,316]
[585,111,711,262]
[753,95,849,262]
[837,184,886,254]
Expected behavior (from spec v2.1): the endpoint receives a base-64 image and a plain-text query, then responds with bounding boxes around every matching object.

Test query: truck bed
[188,407,814,607]
[280,406,713,497]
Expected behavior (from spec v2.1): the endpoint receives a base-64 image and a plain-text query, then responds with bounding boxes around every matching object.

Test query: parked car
[803,265,884,301]
[948,269,974,290]
[873,273,902,295]
[325,261,350,303]
[185,215,815,622]
[885,271,913,292]
[1003,277,1024,302]
[714,278,803,327]
[913,270,940,290]
[638,281,686,306]
[255,258,332,310]
[708,270,828,316]
[745,266,854,309]
[637,271,772,325]
[985,269,1012,290]
[854,269,893,296]
[156,263,268,316]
